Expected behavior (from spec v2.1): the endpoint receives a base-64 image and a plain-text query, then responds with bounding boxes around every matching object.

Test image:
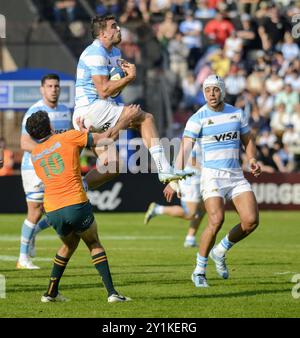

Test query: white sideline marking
[273,271,298,275]
[0,255,52,262]
[102,236,176,240]
[0,235,58,241]
[0,235,176,241]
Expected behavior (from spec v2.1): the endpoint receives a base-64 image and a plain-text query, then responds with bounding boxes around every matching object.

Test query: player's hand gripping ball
[109,66,126,98]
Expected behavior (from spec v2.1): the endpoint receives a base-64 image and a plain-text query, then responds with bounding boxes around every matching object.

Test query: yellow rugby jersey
[31,130,90,212]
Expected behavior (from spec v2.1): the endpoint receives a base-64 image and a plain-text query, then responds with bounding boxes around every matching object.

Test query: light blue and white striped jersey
[21,99,72,170]
[183,103,249,171]
[75,39,122,108]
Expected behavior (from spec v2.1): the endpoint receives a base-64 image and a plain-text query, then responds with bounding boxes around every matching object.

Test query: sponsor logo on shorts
[82,215,93,226]
[100,122,111,132]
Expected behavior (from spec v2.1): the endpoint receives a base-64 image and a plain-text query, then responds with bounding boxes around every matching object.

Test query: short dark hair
[25,111,52,140]
[91,15,116,39]
[41,73,60,86]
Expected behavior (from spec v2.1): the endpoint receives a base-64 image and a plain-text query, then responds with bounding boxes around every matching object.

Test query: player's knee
[143,112,155,125]
[69,242,79,254]
[210,211,224,226]
[82,231,100,250]
[96,158,120,175]
[86,239,101,251]
[208,223,222,236]
[242,215,259,234]
[145,112,154,120]
[60,242,78,257]
[184,210,197,220]
[208,212,224,234]
[27,204,43,224]
[208,221,223,235]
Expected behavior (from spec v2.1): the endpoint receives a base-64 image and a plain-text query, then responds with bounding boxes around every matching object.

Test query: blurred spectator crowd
[29,0,300,174]
[0,138,14,176]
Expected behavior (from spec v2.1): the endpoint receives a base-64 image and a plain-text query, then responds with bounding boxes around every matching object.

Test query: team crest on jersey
[230,115,238,120]
[207,119,214,125]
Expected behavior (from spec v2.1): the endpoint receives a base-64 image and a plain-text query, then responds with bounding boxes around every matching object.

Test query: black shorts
[46,201,95,237]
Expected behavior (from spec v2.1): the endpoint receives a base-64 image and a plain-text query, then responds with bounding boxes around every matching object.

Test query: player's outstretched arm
[174,137,195,170]
[241,132,261,177]
[20,134,38,152]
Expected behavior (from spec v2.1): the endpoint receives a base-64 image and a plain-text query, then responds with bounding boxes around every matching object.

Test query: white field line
[0,235,176,241]
[0,255,52,262]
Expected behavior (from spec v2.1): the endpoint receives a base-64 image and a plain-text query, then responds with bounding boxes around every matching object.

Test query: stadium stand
[0,0,300,173]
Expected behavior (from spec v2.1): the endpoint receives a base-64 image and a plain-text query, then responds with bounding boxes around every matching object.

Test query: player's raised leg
[73,15,194,185]
[133,110,194,182]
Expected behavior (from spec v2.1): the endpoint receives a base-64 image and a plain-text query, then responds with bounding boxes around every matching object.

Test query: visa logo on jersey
[215,132,238,142]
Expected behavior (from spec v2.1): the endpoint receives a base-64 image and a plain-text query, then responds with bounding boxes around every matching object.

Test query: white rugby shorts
[21,169,44,203]
[178,170,201,203]
[200,167,253,201]
[73,99,124,133]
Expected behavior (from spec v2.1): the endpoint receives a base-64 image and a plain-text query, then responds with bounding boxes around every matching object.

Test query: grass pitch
[0,211,299,318]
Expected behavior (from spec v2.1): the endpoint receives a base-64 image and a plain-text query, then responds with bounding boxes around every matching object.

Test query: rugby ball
[109,66,126,98]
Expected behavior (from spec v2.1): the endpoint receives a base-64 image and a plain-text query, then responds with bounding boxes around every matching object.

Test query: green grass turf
[0,211,299,318]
